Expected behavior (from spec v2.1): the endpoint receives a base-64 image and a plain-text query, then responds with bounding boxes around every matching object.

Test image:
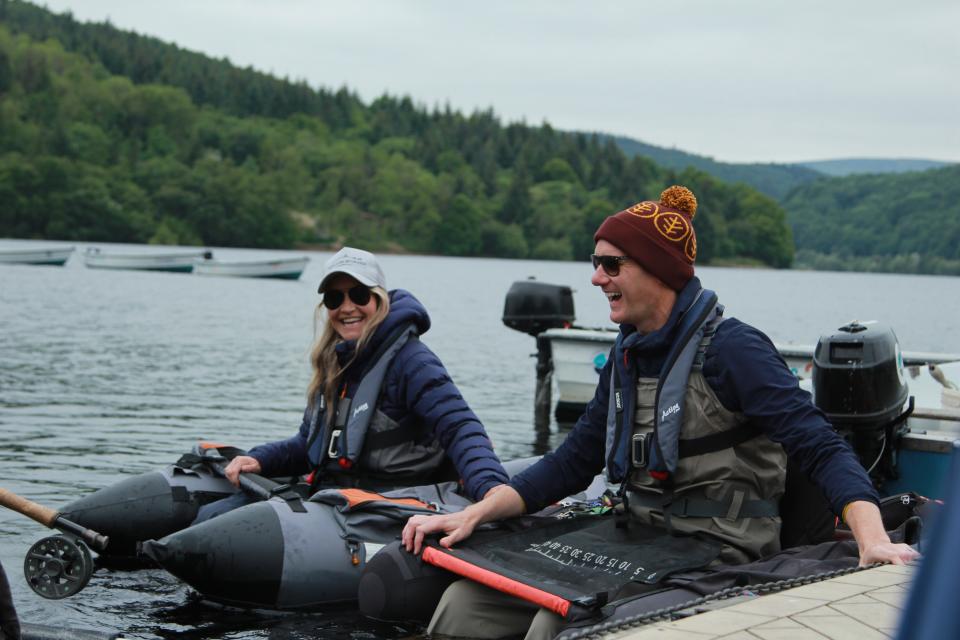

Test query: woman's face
[324,274,378,342]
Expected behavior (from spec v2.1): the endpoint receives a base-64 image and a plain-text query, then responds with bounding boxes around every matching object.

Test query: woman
[203,247,508,520]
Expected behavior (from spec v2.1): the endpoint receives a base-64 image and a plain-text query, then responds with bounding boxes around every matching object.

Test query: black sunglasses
[590,254,629,277]
[322,285,372,310]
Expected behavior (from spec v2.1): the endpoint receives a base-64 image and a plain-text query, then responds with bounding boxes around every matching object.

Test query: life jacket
[604,289,787,562]
[604,288,725,481]
[304,322,445,485]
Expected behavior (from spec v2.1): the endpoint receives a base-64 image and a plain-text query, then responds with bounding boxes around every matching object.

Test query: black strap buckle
[631,433,649,468]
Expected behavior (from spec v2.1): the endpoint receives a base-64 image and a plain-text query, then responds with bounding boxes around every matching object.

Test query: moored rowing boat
[193,256,309,279]
[83,248,211,273]
[0,245,74,266]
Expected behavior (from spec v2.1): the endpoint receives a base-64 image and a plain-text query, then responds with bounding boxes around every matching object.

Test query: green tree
[434,194,484,256]
[531,237,573,261]
[0,46,12,93]
[498,166,532,224]
[481,221,528,258]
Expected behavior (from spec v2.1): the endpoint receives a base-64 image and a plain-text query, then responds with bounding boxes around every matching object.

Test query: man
[403,186,918,640]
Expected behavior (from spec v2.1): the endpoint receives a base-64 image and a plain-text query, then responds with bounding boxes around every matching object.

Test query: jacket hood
[382,289,431,336]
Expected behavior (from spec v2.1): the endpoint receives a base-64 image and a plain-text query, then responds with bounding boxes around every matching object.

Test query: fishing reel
[23,534,94,599]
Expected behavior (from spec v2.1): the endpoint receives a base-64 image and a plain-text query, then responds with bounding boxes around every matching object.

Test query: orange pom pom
[660,185,697,219]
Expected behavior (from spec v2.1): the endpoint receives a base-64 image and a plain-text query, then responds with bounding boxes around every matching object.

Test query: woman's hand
[223,455,262,487]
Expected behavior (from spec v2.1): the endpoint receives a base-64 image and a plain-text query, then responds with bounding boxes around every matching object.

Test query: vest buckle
[328,429,342,459]
[631,433,650,468]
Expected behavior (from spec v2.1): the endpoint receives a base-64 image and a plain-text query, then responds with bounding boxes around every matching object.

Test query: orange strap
[336,488,431,510]
[198,441,231,450]
[422,546,571,618]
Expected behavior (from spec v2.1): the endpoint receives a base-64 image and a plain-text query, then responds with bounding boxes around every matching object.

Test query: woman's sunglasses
[590,254,629,277]
[322,285,372,310]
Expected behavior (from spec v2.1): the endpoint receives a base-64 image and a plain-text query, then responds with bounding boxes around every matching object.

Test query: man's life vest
[604,289,787,562]
[304,323,445,486]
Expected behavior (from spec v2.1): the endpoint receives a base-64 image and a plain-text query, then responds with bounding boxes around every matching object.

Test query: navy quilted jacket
[250,289,508,501]
[511,277,879,516]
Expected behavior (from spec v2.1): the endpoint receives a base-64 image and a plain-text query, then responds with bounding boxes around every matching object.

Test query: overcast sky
[35,1,960,164]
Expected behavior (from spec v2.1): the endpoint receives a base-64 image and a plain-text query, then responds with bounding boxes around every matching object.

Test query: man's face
[590,239,667,332]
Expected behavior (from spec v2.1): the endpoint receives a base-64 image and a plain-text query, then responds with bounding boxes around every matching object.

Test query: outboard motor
[812,321,912,487]
[502,280,576,434]
[502,279,575,337]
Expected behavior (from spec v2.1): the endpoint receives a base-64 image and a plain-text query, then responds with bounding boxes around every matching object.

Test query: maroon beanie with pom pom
[593,185,698,291]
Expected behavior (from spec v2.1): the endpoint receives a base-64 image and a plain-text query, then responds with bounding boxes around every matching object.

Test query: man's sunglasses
[591,254,629,277]
[322,285,372,310]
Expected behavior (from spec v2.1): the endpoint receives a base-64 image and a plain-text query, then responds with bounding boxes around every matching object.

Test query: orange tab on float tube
[422,546,571,617]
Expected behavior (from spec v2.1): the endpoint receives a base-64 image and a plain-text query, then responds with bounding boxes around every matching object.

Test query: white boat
[0,245,74,266]
[84,248,211,273]
[542,325,960,499]
[193,256,309,280]
[543,326,960,415]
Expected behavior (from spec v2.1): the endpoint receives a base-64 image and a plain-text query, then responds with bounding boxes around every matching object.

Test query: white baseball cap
[317,247,387,293]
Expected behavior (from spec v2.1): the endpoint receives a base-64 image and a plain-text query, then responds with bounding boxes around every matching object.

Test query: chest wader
[607,293,787,563]
[304,323,445,491]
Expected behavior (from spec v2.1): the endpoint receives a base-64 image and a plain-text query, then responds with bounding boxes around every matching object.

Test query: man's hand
[223,455,262,487]
[401,484,526,555]
[403,510,481,555]
[858,539,920,566]
[844,500,921,567]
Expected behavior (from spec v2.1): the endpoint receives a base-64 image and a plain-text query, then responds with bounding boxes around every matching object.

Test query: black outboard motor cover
[502,280,575,337]
[812,321,908,427]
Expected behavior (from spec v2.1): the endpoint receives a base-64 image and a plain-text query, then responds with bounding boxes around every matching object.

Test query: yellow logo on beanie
[654,212,690,242]
[685,233,697,262]
[627,202,659,218]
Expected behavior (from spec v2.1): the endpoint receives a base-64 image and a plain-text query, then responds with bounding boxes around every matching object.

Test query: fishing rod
[0,487,109,599]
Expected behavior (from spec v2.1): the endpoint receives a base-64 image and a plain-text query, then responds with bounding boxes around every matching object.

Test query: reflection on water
[2,240,960,637]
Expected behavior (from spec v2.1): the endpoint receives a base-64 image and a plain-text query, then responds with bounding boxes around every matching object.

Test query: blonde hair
[307,286,391,421]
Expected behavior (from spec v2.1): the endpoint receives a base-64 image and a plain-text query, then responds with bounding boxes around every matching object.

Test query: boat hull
[193,257,309,279]
[0,246,74,266]
[84,250,208,272]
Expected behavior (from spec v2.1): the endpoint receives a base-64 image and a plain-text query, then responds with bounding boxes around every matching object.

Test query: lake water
[2,239,960,638]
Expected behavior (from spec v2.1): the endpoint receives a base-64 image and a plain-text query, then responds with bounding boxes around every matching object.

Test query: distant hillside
[797,158,952,177]
[609,135,953,199]
[0,0,795,267]
[608,135,823,201]
[784,164,960,275]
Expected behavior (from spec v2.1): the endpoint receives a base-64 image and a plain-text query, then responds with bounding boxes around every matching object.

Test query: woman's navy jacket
[511,277,879,516]
[250,289,509,502]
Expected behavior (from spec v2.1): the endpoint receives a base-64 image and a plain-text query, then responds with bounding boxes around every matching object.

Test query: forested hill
[610,135,823,201]
[784,164,960,275]
[797,158,951,177]
[0,0,794,267]
[610,136,953,199]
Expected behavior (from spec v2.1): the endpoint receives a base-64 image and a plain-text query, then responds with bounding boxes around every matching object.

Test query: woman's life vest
[304,323,446,486]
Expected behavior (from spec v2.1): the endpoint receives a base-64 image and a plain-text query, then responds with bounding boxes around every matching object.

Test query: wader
[605,289,787,562]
